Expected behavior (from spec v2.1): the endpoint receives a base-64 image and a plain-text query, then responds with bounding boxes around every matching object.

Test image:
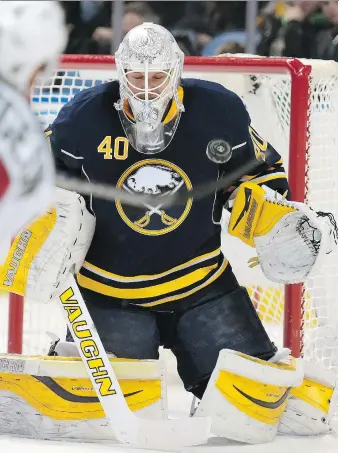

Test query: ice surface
[0,384,336,453]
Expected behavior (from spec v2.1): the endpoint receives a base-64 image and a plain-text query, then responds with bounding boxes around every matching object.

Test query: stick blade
[136,415,211,449]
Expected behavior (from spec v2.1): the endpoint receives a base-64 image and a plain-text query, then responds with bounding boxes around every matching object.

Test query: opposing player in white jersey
[0,1,67,253]
[0,22,337,447]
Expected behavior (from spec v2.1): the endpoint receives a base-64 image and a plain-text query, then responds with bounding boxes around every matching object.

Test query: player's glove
[228,182,337,284]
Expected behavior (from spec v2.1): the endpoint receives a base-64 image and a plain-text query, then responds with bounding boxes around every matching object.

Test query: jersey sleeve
[220,92,289,209]
[44,101,84,179]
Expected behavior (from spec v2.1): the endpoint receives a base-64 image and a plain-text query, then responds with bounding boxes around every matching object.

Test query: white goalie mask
[115,23,185,154]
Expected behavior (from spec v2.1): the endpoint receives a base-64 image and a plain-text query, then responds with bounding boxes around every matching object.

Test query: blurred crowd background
[59,1,338,61]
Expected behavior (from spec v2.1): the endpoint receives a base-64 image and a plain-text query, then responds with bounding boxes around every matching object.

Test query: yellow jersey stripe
[83,247,221,282]
[163,86,184,124]
[139,258,229,307]
[77,263,218,299]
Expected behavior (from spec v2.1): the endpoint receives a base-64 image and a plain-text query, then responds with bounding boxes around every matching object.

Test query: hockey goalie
[0,22,337,448]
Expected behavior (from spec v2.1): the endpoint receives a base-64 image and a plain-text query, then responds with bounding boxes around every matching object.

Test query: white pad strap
[268,348,291,363]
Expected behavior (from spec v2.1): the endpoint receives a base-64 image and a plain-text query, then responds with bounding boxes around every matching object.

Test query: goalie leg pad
[278,361,336,436]
[194,349,304,444]
[0,354,166,442]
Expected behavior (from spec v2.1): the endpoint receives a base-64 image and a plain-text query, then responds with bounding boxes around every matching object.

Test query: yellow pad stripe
[235,352,297,371]
[0,372,161,420]
[291,378,333,414]
[216,369,291,425]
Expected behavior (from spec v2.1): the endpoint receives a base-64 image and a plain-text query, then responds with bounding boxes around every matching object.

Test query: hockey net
[0,55,337,377]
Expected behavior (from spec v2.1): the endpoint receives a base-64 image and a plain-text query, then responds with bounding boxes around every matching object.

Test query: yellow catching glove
[228,182,337,284]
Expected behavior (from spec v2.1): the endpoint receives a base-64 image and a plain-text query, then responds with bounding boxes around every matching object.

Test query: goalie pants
[67,285,277,398]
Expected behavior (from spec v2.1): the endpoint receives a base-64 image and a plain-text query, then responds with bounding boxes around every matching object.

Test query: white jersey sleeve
[0,78,55,244]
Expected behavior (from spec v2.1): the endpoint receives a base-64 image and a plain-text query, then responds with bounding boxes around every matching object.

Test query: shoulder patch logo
[116,159,193,236]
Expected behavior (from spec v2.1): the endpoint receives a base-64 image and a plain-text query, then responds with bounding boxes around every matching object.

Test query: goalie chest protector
[49,78,282,310]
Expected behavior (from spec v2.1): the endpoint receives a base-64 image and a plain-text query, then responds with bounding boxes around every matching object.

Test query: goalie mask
[115,23,184,154]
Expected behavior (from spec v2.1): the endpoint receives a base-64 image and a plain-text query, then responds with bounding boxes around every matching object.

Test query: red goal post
[5,55,337,372]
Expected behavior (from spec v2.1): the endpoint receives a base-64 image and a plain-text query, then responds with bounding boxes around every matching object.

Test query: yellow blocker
[0,188,96,301]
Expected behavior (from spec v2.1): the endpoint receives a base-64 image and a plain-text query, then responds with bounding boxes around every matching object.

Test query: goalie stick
[55,146,277,208]
[56,274,211,449]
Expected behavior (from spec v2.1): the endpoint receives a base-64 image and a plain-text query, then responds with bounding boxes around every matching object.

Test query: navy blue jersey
[47,78,289,311]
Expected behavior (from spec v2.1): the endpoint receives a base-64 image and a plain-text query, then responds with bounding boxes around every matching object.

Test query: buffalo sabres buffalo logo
[116,159,192,235]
